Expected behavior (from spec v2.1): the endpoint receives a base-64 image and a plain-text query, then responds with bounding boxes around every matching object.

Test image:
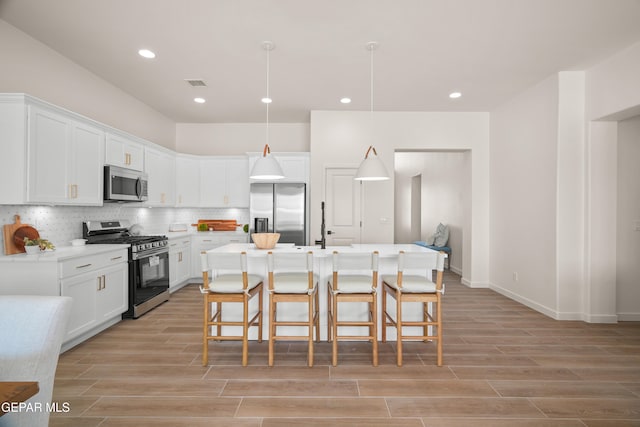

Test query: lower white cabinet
[169,237,192,291]
[0,247,128,351]
[61,262,127,341]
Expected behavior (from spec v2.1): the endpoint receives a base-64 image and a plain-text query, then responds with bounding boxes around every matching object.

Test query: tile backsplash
[0,205,249,253]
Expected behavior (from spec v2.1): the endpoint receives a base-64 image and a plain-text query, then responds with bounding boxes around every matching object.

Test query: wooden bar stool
[327,251,379,366]
[267,251,319,367]
[200,250,264,366]
[381,250,446,366]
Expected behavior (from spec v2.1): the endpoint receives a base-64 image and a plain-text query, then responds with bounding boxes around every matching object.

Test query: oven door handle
[132,247,168,260]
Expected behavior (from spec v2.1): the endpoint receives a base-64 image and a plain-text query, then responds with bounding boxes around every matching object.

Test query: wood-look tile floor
[51,271,640,426]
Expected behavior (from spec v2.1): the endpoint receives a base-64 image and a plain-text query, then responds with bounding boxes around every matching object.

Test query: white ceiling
[2,0,640,123]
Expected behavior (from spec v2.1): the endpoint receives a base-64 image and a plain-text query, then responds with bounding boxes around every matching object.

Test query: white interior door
[324,167,361,245]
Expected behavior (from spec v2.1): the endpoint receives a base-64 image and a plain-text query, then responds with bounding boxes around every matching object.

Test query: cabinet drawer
[59,249,128,278]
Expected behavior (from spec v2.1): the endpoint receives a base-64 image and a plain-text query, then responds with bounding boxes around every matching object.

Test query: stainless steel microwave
[104,165,148,202]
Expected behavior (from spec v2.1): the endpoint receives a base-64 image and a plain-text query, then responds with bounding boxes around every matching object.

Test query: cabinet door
[170,239,192,290]
[106,133,144,171]
[27,106,70,203]
[226,158,249,207]
[177,241,191,284]
[145,147,176,206]
[70,121,104,205]
[176,156,200,207]
[97,263,128,321]
[200,159,226,207]
[61,270,99,341]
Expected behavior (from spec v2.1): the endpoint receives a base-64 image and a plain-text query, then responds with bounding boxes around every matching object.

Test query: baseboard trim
[617,313,640,321]
[489,282,559,319]
[460,277,490,288]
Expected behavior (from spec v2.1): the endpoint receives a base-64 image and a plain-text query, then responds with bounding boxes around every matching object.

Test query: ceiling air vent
[185,79,207,87]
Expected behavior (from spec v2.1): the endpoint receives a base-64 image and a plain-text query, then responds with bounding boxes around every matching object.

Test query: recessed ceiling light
[340,97,352,104]
[261,97,272,104]
[138,49,156,59]
[194,97,206,104]
[449,92,462,99]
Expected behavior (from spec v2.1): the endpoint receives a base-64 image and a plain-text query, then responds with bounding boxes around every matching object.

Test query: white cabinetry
[145,146,176,206]
[200,157,249,207]
[175,155,200,207]
[106,132,144,171]
[27,106,104,205]
[59,250,128,345]
[0,96,104,206]
[190,233,249,278]
[0,247,128,351]
[169,236,191,291]
[248,152,309,184]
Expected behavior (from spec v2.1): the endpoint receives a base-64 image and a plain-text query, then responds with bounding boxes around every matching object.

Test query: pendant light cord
[266,45,270,147]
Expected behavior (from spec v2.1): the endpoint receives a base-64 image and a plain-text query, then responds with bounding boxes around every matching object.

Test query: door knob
[327,230,333,235]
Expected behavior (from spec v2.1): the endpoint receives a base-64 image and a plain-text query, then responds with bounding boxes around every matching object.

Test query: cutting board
[191,219,239,231]
[3,215,40,255]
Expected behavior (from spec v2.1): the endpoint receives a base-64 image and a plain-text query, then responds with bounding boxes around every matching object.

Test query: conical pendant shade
[250,144,285,180]
[355,145,389,181]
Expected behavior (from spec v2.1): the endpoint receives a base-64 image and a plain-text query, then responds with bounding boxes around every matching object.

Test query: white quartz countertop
[209,243,440,257]
[166,230,247,239]
[0,244,129,263]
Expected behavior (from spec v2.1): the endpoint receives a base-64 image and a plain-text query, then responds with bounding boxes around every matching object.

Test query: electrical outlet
[635,220,640,231]
[513,272,519,281]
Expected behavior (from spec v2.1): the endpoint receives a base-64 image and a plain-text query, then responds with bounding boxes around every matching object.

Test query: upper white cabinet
[144,146,176,206]
[105,132,144,171]
[175,155,201,207]
[26,104,104,205]
[200,156,249,208]
[248,152,309,183]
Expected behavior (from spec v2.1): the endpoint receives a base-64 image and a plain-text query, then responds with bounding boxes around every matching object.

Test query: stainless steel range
[83,220,170,318]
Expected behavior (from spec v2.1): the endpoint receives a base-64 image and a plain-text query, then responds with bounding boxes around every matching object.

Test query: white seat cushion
[272,272,318,294]
[207,274,263,293]
[330,274,375,294]
[382,274,437,293]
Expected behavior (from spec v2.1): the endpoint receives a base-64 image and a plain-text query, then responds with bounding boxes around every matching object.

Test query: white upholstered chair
[381,250,446,366]
[0,295,72,427]
[200,250,264,366]
[267,251,319,367]
[327,251,379,366]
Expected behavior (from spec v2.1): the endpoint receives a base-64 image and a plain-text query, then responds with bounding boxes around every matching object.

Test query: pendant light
[250,41,285,180]
[354,41,390,181]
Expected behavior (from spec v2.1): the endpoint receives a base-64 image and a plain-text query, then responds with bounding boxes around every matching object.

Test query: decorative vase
[25,245,40,255]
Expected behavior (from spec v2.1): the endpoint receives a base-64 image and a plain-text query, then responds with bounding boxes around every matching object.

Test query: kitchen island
[204,243,445,340]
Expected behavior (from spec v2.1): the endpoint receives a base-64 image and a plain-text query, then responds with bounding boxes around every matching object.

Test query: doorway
[394,150,471,275]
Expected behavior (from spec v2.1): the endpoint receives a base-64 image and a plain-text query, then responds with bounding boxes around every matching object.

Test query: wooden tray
[191,219,239,231]
[3,215,40,255]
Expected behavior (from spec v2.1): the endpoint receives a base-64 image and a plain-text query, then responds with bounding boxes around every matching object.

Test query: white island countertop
[0,244,129,263]
[209,243,441,257]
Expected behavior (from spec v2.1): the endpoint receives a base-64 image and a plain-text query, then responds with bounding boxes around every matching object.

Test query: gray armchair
[0,295,72,427]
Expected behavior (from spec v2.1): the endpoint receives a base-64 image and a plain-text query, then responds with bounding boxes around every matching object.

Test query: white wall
[617,115,640,320]
[585,39,640,322]
[586,41,640,121]
[0,20,175,150]
[394,151,469,274]
[490,75,560,315]
[175,123,310,155]
[310,111,489,287]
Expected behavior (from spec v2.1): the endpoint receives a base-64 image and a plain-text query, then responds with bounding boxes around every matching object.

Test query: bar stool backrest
[332,251,379,272]
[268,251,314,273]
[201,251,248,291]
[267,251,315,291]
[331,251,379,292]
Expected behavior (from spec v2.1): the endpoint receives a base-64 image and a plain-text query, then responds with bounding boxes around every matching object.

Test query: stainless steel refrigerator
[250,183,307,246]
